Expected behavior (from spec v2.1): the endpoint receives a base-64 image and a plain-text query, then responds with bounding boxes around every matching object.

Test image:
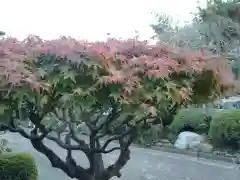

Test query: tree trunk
[91,153,105,179]
[74,153,107,180]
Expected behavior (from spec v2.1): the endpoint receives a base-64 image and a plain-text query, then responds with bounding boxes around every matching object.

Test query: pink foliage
[0,35,235,96]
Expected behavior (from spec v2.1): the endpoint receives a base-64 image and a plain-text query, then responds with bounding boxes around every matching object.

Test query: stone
[174,131,203,150]
[191,146,200,152]
[213,150,226,156]
[234,153,240,164]
[225,153,234,157]
[160,139,170,143]
[156,142,163,147]
[145,144,152,147]
[164,143,174,148]
[197,143,213,153]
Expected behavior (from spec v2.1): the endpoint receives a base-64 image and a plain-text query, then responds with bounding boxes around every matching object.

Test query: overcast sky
[0,0,205,41]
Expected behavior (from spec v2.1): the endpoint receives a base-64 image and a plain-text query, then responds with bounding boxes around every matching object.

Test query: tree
[151,13,212,56]
[0,35,234,180]
[152,1,240,81]
[195,0,240,79]
[0,31,5,36]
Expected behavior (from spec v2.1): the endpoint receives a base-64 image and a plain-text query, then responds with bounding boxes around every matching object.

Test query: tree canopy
[0,35,235,180]
[152,0,240,81]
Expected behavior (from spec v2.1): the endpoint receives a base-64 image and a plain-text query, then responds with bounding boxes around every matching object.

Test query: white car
[215,96,240,109]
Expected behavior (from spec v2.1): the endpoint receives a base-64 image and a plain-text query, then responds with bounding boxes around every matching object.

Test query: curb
[71,133,240,164]
[130,144,239,164]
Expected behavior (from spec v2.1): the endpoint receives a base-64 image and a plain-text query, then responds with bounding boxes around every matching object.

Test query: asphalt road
[1,133,240,180]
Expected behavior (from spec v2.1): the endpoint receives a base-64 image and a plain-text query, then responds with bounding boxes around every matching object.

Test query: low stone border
[132,141,240,164]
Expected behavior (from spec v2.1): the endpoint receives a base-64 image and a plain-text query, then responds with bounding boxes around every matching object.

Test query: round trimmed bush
[0,152,38,180]
[209,109,240,149]
[169,108,218,135]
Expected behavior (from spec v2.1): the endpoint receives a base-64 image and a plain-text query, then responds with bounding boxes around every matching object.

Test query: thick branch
[0,120,92,180]
[30,138,91,180]
[0,124,32,139]
[0,118,48,140]
[101,137,134,179]
[95,115,149,179]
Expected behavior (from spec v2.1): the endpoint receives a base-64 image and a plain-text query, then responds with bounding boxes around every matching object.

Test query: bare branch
[53,109,89,147]
[45,134,89,152]
[0,117,49,140]
[0,124,32,139]
[92,115,153,153]
[97,129,132,152]
[100,147,122,154]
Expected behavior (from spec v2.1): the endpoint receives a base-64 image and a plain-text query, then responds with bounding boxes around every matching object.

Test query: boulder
[156,142,163,147]
[160,139,170,144]
[174,131,203,150]
[196,143,213,153]
[164,143,174,148]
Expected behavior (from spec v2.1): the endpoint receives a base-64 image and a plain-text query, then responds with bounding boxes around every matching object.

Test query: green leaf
[38,68,47,77]
[73,88,83,95]
[64,71,76,83]
[40,96,48,107]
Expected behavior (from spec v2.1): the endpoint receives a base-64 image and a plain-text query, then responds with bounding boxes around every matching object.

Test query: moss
[0,152,38,180]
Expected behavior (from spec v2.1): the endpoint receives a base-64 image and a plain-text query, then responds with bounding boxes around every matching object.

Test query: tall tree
[152,1,240,80]
[195,0,240,79]
[0,31,5,36]
[0,35,234,180]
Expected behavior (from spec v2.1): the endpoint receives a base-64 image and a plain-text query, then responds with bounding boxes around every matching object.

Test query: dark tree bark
[0,102,148,180]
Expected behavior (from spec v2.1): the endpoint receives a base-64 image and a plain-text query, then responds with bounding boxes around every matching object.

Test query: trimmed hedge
[0,152,38,180]
[169,108,219,135]
[209,109,240,149]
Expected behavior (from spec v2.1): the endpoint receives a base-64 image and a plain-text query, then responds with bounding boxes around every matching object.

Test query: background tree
[0,35,234,180]
[152,0,240,80]
[195,0,240,79]
[0,31,5,36]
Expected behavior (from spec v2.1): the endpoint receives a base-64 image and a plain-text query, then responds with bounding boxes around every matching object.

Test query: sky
[0,0,205,41]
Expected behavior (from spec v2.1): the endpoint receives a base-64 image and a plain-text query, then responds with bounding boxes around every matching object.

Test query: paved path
[1,133,240,180]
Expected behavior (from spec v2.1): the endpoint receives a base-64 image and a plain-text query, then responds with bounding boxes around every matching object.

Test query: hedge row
[0,152,38,180]
[168,108,218,134]
[209,109,240,150]
[169,108,240,150]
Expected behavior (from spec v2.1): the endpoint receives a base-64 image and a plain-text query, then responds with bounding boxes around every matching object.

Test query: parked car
[215,96,240,109]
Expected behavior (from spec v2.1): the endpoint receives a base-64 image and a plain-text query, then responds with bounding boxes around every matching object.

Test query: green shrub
[209,109,240,149]
[0,152,38,180]
[169,108,218,135]
[135,125,169,146]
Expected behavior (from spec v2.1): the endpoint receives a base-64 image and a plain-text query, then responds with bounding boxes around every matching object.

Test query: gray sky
[1,0,205,41]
